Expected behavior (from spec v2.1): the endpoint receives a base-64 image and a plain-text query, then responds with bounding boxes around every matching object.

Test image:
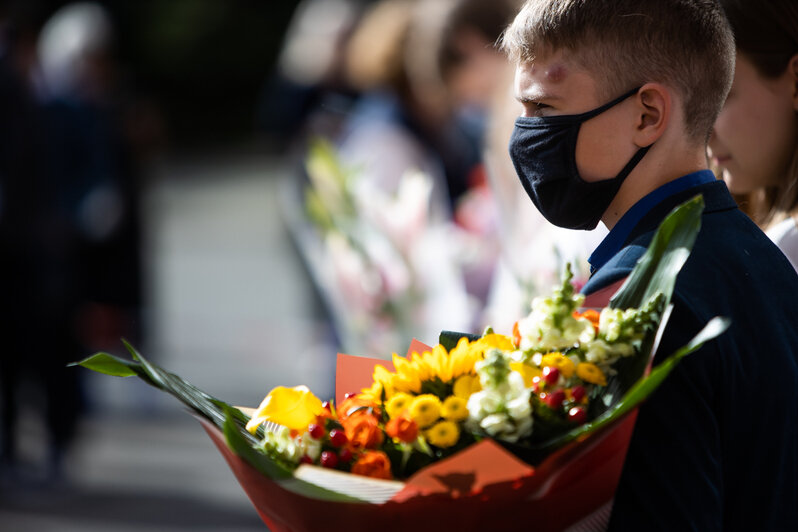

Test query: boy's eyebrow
[515,92,561,103]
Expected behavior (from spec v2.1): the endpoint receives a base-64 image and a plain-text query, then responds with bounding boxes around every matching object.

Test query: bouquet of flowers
[290,139,472,357]
[74,196,728,531]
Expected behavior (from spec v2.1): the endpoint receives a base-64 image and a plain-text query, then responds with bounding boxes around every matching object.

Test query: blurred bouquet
[298,139,472,356]
[74,197,728,531]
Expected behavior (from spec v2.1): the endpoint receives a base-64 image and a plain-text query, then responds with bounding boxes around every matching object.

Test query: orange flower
[351,451,393,480]
[574,309,601,334]
[512,321,522,348]
[337,395,380,421]
[342,412,384,449]
[385,414,418,443]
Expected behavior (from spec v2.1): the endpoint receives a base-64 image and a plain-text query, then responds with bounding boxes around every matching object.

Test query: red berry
[571,385,586,402]
[321,401,332,411]
[538,392,548,402]
[329,428,348,447]
[568,406,588,424]
[542,366,560,385]
[299,455,313,464]
[338,448,353,463]
[344,392,357,400]
[308,423,324,439]
[320,450,338,468]
[546,389,565,410]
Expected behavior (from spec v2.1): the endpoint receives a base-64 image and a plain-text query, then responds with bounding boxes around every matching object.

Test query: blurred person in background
[0,0,151,484]
[36,2,144,354]
[411,0,523,303]
[257,0,365,150]
[709,0,798,271]
[0,0,85,483]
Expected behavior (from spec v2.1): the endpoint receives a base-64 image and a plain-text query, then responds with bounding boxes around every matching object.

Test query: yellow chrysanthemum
[510,362,542,387]
[473,333,515,352]
[541,352,576,378]
[576,362,607,386]
[452,374,481,399]
[441,395,468,421]
[386,392,414,419]
[409,394,442,428]
[426,420,460,448]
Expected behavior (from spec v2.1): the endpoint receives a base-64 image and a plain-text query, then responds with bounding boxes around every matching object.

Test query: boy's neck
[601,146,708,230]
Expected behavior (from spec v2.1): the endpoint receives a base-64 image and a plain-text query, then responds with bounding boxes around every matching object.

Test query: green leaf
[439,330,480,351]
[221,407,293,480]
[610,194,704,311]
[551,316,731,448]
[72,341,262,445]
[594,195,705,418]
[69,352,142,378]
[503,316,730,463]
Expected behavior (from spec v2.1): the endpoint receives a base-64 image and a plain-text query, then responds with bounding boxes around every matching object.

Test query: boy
[502,1,798,530]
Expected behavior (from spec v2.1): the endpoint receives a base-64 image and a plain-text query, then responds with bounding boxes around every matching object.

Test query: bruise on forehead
[545,62,569,82]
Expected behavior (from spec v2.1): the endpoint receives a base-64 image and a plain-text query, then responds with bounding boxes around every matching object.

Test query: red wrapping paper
[200,277,638,531]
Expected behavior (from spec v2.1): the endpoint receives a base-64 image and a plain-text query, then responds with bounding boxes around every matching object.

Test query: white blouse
[766,217,798,273]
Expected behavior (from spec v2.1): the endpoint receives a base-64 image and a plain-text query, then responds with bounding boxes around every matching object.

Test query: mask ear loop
[574,86,643,121]
[569,87,646,184]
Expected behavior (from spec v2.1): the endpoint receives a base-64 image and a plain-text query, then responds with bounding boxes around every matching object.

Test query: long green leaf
[72,342,263,445]
[610,194,704,310]
[592,195,705,420]
[68,352,143,378]
[542,316,730,449]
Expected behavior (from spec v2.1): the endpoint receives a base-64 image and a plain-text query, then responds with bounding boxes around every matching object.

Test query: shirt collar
[588,169,717,274]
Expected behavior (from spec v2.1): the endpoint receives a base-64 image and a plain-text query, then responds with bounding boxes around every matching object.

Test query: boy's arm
[607,299,723,531]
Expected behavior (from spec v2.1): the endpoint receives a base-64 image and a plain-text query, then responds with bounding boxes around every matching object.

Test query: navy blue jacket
[582,181,798,531]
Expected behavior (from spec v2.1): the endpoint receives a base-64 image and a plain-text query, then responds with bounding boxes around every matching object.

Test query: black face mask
[508,87,651,230]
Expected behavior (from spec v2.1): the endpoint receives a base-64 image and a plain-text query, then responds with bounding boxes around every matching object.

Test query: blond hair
[501,0,735,142]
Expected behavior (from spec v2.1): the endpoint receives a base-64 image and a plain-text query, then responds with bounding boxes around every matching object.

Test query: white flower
[507,372,527,396]
[585,339,611,363]
[507,394,532,421]
[480,413,513,437]
[514,416,533,440]
[599,308,624,342]
[612,342,635,357]
[467,389,504,420]
[563,317,596,344]
[299,432,322,461]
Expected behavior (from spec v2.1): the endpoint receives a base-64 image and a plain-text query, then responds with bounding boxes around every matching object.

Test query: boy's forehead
[514,50,588,97]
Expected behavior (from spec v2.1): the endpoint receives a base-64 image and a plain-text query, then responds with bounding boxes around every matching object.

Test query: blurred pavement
[0,148,338,530]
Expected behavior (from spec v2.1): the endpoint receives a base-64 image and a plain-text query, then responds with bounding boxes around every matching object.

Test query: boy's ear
[632,83,671,147]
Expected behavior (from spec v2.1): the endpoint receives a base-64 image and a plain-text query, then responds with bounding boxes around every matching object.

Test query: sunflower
[409,394,442,428]
[576,362,607,386]
[452,374,481,399]
[426,420,460,448]
[360,335,514,403]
